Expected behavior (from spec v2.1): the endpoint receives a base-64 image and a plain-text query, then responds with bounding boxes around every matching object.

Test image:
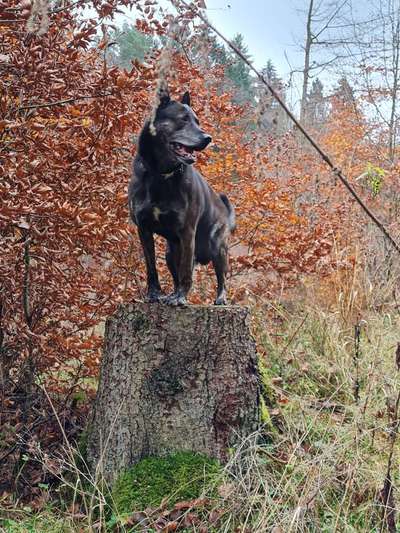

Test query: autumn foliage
[2,0,399,499]
[0,0,335,393]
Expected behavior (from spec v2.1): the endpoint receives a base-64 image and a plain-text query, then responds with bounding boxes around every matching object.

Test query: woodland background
[1,0,400,531]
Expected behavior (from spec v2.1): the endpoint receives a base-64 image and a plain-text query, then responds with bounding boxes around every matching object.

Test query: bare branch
[313,0,349,39]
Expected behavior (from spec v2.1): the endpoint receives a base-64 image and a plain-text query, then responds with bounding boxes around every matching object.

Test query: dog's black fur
[128,85,235,306]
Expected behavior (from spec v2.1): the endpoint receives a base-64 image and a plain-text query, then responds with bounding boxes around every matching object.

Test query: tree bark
[87,302,260,483]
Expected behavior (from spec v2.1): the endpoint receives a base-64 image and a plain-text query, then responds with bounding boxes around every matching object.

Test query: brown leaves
[121,496,216,532]
[1,0,150,376]
[1,10,342,402]
[1,0,367,504]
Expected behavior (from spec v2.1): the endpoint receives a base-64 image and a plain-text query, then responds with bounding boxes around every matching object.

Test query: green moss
[259,395,271,426]
[258,356,276,405]
[111,451,221,515]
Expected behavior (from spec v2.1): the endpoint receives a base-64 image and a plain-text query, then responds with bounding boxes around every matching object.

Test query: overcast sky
[117,0,308,76]
[197,0,306,74]
[113,0,353,107]
[199,0,309,105]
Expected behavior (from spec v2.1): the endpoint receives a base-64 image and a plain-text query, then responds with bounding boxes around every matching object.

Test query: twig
[17,92,112,111]
[280,313,308,359]
[353,322,361,404]
[173,0,400,256]
[0,413,55,464]
[257,447,288,465]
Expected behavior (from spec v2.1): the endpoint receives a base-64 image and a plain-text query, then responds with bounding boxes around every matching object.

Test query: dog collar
[162,170,175,179]
[161,164,184,179]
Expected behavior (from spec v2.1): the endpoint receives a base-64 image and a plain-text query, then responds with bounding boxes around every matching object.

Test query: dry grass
[208,302,400,532]
[1,268,399,532]
[206,271,400,532]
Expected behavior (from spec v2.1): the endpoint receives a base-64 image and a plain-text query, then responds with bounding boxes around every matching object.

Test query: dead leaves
[114,497,218,532]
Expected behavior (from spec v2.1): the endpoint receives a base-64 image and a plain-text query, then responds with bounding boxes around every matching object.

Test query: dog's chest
[137,200,184,236]
[133,173,187,238]
[150,204,180,225]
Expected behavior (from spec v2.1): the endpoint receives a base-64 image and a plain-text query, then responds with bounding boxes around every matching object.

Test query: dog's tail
[220,193,236,232]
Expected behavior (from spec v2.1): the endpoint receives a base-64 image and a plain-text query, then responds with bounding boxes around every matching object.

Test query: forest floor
[1,282,399,532]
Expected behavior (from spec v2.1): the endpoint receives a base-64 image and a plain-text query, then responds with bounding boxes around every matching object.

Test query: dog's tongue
[174,143,196,161]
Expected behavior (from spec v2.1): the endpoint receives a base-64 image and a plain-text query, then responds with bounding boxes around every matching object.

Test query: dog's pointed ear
[158,81,170,108]
[181,91,191,106]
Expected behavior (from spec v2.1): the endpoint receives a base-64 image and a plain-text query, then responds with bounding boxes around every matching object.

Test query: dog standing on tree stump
[128,84,235,306]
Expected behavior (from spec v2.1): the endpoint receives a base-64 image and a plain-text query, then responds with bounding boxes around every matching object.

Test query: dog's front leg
[165,228,195,306]
[138,227,163,302]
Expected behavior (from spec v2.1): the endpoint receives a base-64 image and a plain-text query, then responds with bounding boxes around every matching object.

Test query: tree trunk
[300,0,314,124]
[87,302,260,483]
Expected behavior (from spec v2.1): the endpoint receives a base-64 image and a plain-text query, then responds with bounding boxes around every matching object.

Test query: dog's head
[153,84,212,165]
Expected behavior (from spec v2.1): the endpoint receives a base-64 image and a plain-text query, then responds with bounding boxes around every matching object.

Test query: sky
[116,0,308,83]
[198,0,308,104]
[195,0,306,74]
[110,0,364,108]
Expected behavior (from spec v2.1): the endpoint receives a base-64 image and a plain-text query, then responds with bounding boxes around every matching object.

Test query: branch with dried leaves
[17,92,112,111]
[173,0,400,256]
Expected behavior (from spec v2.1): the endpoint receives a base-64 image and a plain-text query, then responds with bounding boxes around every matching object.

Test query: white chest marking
[153,207,163,221]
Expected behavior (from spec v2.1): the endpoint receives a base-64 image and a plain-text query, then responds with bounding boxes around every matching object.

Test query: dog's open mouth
[171,142,197,163]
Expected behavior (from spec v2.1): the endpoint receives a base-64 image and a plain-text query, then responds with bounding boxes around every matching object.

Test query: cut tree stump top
[88,302,260,483]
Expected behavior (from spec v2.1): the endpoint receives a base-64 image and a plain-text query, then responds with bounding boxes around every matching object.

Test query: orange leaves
[116,73,128,89]
[1,0,150,385]
[34,184,53,194]
[0,0,346,397]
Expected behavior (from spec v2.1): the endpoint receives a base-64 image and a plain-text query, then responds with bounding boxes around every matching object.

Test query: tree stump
[87,302,260,483]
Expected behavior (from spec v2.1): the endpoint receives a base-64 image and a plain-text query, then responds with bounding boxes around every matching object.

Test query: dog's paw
[214,295,227,306]
[163,293,187,306]
[146,291,164,303]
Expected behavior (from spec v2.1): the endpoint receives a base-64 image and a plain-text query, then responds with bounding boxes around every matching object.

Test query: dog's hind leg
[138,227,163,302]
[212,245,229,305]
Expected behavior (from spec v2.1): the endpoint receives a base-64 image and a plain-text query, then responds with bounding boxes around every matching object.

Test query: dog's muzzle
[198,135,212,150]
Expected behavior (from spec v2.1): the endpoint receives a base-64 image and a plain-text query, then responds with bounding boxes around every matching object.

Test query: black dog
[128,85,235,306]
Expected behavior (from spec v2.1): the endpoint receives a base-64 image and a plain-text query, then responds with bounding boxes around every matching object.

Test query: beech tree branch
[17,93,112,111]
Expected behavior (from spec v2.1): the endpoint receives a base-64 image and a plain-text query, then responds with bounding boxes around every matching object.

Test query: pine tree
[225,33,254,103]
[305,78,327,127]
[107,24,156,69]
[188,26,228,68]
[262,60,281,86]
[334,76,355,105]
[255,59,288,135]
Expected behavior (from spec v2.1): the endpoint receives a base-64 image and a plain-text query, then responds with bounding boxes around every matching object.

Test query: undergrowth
[239,300,400,531]
[1,287,399,532]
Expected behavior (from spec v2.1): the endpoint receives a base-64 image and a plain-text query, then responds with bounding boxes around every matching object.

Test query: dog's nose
[202,135,212,148]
